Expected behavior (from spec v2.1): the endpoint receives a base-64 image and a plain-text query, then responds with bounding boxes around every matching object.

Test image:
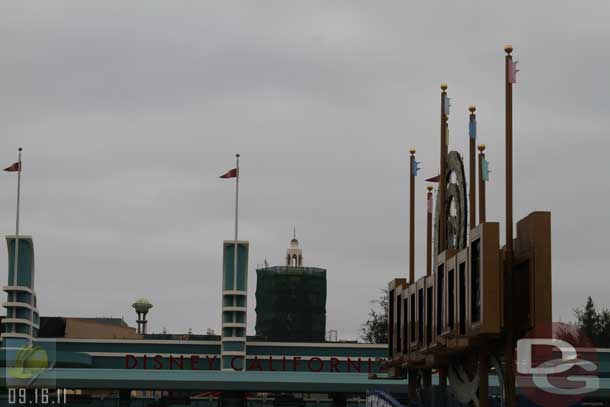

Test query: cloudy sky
[1,2,609,339]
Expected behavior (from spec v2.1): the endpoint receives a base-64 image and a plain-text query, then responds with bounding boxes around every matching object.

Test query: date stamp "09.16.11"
[8,388,68,406]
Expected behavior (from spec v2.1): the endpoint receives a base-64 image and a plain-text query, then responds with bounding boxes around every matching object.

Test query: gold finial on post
[504,45,513,54]
[478,144,486,152]
[440,83,448,91]
[468,105,476,114]
[409,149,416,155]
[427,185,433,192]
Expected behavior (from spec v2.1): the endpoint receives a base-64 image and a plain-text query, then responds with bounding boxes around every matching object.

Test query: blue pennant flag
[411,159,421,177]
[443,97,451,115]
[469,119,477,139]
[482,158,490,181]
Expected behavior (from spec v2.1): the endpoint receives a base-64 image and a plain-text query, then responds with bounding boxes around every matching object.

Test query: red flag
[425,174,440,183]
[4,162,20,172]
[219,168,238,179]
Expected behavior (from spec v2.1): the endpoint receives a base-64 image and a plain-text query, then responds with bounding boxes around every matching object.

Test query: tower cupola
[285,229,303,267]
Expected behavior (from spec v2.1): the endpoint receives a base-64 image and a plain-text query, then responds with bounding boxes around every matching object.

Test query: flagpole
[409,149,416,285]
[439,83,448,253]
[478,144,487,223]
[13,148,22,291]
[233,154,240,288]
[426,186,433,276]
[469,105,477,231]
[504,44,516,407]
[12,148,23,338]
[438,83,450,389]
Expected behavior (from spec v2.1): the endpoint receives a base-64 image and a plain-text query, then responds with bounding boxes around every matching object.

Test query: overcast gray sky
[1,2,609,340]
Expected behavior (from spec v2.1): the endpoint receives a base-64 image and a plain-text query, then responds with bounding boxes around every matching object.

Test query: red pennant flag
[219,168,238,179]
[508,60,519,84]
[425,174,440,183]
[4,162,20,172]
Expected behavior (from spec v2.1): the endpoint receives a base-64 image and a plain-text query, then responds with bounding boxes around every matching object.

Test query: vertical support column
[504,44,516,407]
[469,105,477,231]
[409,149,416,284]
[470,129,484,407]
[479,340,489,407]
[439,84,448,253]
[136,312,142,334]
[422,369,432,388]
[478,145,487,224]
[426,186,433,276]
[221,240,249,371]
[408,369,418,402]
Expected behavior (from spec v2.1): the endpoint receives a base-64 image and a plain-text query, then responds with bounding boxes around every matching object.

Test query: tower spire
[286,232,303,267]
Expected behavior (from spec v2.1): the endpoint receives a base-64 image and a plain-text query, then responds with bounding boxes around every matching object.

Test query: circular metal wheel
[433,150,468,267]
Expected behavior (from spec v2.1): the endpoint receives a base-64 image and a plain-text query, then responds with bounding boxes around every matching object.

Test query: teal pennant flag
[482,158,490,181]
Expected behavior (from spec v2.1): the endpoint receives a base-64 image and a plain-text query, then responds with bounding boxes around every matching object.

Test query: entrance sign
[124,354,385,373]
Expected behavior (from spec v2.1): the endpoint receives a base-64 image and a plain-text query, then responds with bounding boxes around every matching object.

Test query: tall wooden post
[439,84,448,252]
[409,150,416,284]
[426,186,433,276]
[505,47,514,256]
[438,84,449,391]
[476,145,489,407]
[504,44,516,407]
[478,144,486,223]
[468,105,477,230]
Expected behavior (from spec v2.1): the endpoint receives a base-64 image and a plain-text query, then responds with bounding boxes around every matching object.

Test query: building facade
[255,237,326,342]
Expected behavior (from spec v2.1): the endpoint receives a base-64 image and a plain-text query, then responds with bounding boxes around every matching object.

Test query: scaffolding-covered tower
[255,237,327,342]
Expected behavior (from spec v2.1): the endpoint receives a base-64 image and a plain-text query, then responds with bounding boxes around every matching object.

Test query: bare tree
[360,289,388,344]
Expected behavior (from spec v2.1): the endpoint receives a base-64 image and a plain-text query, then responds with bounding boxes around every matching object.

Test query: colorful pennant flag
[482,158,490,181]
[411,159,421,177]
[508,60,519,84]
[427,195,433,213]
[3,162,20,172]
[469,119,477,139]
[219,168,238,179]
[425,175,440,183]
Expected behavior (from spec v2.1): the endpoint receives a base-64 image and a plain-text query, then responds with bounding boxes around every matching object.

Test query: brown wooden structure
[385,46,552,406]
